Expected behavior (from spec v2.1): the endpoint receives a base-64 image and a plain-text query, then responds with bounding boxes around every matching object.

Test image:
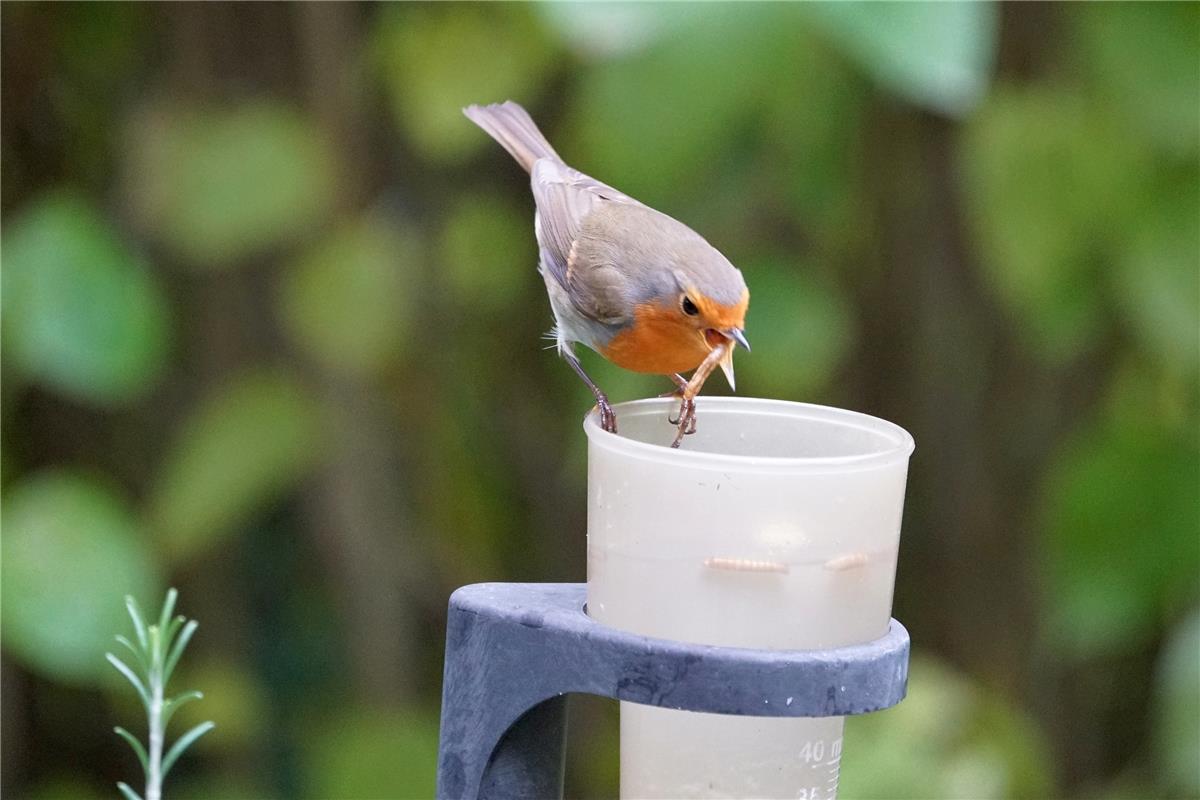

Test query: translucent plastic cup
[585,397,914,799]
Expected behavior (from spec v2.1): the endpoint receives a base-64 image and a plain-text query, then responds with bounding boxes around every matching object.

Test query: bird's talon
[667,398,689,427]
[667,405,683,425]
[597,398,618,434]
[669,395,697,447]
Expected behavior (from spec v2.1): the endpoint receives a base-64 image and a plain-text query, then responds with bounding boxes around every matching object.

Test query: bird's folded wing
[531,159,639,325]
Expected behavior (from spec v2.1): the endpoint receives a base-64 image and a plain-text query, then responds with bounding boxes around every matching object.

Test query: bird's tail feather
[463,101,561,173]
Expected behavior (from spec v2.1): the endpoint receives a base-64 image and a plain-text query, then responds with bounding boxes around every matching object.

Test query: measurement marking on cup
[703,557,789,573]
[798,740,829,762]
[794,736,842,800]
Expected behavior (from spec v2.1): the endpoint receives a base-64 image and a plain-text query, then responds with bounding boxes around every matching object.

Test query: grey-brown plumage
[464,100,750,443]
[463,101,562,171]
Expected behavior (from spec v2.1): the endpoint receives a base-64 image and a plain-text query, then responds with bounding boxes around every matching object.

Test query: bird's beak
[709,328,747,391]
[718,345,736,391]
[704,328,748,391]
[724,327,750,352]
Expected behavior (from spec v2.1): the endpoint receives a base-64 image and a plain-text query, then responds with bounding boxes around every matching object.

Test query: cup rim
[583,397,915,472]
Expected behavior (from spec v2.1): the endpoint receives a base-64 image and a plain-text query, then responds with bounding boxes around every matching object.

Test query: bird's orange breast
[600,303,711,375]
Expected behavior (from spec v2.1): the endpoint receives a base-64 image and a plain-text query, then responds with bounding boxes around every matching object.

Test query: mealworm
[823,552,869,571]
[703,557,789,574]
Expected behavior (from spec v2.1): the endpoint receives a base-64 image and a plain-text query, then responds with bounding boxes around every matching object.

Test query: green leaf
[105,654,150,710]
[839,656,1055,799]
[51,5,149,196]
[126,103,335,268]
[57,4,146,89]
[439,193,535,313]
[373,4,556,162]
[736,262,854,397]
[113,726,149,778]
[163,615,185,654]
[161,720,215,778]
[114,636,148,674]
[170,659,267,750]
[124,596,149,652]
[116,782,143,800]
[539,3,676,59]
[961,86,1150,362]
[146,625,162,672]
[1154,608,1200,796]
[278,215,418,377]
[0,472,161,683]
[564,4,795,203]
[157,588,177,641]
[417,378,514,581]
[1,191,170,404]
[163,620,198,685]
[802,2,998,117]
[147,370,322,563]
[757,39,868,236]
[162,690,204,729]
[1113,178,1200,377]
[1072,3,1200,157]
[1041,377,1200,660]
[304,708,439,800]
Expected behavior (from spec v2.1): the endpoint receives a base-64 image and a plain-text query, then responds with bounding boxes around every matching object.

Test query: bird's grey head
[623,206,747,308]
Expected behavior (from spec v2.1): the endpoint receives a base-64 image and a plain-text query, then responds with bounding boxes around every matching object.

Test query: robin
[464,101,750,447]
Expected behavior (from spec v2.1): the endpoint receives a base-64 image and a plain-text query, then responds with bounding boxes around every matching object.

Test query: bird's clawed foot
[564,353,618,434]
[661,374,695,447]
[596,394,618,434]
[670,397,697,448]
[666,395,692,426]
[663,373,696,446]
[659,373,690,400]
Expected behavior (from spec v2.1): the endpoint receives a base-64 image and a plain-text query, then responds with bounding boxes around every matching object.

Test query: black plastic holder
[436,583,910,800]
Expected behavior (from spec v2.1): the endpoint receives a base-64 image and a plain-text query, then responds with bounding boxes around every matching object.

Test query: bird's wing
[531,159,640,325]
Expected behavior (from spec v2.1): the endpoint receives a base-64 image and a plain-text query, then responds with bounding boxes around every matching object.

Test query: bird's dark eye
[681,296,699,316]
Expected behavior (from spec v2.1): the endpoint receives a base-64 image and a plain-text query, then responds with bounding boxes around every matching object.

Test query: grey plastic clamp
[436,582,909,800]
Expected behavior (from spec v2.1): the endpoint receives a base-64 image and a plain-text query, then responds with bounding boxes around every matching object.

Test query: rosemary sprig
[107,589,214,800]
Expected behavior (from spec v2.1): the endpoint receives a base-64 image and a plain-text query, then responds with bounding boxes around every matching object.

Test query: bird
[463,101,749,447]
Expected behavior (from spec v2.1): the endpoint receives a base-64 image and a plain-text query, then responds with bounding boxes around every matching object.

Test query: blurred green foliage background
[1,3,1197,799]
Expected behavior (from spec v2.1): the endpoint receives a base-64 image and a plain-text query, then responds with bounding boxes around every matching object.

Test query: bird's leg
[670,343,729,448]
[674,394,698,440]
[662,373,694,427]
[564,352,617,433]
[657,373,689,397]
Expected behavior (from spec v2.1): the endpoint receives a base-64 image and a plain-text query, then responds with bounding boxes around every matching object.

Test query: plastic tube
[585,397,914,799]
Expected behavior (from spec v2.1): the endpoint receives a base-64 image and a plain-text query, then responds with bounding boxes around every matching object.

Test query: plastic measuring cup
[585,397,914,799]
